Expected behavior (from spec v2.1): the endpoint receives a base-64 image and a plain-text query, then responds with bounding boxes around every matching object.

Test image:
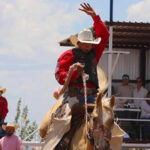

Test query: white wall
[99,48,150,92]
[146,49,150,92]
[146,49,150,80]
[99,48,140,80]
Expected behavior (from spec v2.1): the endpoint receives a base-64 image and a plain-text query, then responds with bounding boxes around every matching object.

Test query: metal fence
[23,97,150,150]
[23,141,150,150]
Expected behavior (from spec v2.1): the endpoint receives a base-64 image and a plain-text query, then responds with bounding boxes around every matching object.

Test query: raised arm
[79,3,110,64]
[93,16,109,63]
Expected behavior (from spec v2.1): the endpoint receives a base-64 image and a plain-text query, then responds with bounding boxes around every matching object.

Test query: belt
[66,86,98,98]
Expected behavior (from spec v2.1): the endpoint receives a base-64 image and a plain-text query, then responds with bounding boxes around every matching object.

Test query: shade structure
[59,21,150,50]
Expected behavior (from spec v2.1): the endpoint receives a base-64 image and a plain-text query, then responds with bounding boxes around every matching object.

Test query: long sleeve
[2,98,8,121]
[55,50,79,85]
[141,101,150,114]
[92,15,110,64]
[55,16,109,86]
[17,137,24,150]
[0,97,9,121]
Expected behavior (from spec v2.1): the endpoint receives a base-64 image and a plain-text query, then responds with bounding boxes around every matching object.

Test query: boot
[55,126,76,150]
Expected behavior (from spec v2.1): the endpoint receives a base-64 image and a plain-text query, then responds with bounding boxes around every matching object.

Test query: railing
[23,141,43,150]
[22,97,150,149]
[114,97,150,122]
[23,141,150,149]
[115,97,150,100]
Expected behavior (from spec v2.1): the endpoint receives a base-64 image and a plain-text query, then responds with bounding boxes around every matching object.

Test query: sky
[0,0,150,126]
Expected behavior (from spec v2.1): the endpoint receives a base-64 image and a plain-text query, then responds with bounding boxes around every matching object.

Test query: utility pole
[110,0,113,22]
[108,0,113,97]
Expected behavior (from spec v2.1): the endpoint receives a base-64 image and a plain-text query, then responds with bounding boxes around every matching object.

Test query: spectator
[0,122,24,150]
[115,74,133,108]
[115,75,136,139]
[0,86,8,122]
[133,77,148,108]
[140,92,150,140]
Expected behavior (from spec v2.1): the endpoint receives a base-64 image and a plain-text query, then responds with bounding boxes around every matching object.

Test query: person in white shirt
[140,92,150,140]
[115,75,135,139]
[116,74,133,108]
[133,77,148,108]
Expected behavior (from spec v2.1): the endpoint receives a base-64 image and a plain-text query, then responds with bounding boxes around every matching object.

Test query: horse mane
[97,66,108,94]
[69,67,112,150]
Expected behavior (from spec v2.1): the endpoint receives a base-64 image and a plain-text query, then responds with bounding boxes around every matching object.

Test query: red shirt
[0,96,8,121]
[55,15,110,88]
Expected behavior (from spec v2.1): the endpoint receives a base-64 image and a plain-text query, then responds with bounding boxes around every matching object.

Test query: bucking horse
[40,67,125,150]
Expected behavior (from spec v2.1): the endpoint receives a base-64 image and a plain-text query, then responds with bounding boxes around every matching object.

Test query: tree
[14,98,38,141]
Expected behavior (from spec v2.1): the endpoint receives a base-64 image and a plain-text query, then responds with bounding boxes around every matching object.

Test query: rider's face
[77,42,93,52]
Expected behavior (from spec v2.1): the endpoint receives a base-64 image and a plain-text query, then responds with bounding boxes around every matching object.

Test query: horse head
[89,92,115,150]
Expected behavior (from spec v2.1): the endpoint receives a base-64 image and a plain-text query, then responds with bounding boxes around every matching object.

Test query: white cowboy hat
[0,86,6,94]
[70,29,101,47]
[2,123,19,131]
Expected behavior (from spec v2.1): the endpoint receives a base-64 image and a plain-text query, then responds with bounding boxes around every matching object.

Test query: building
[59,21,150,93]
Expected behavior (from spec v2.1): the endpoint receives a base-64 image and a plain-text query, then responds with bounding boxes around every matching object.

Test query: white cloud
[127,0,150,22]
[0,69,58,124]
[0,0,83,58]
[0,0,87,125]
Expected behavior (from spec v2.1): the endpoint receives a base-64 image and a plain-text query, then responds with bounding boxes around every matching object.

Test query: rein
[82,72,90,138]
[82,73,112,149]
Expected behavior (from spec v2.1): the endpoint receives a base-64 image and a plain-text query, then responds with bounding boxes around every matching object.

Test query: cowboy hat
[70,29,101,47]
[0,86,6,94]
[2,123,19,131]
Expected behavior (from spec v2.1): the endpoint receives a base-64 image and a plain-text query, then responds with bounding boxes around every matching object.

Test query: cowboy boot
[55,126,76,150]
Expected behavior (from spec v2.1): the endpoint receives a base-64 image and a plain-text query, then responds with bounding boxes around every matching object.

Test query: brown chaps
[55,103,85,150]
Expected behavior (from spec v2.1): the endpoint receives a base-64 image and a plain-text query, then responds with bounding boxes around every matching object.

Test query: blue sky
[0,0,150,125]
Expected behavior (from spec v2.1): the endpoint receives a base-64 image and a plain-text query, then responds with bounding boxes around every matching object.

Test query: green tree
[14,98,38,141]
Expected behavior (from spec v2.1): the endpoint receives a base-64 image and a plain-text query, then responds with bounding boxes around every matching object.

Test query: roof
[59,21,150,49]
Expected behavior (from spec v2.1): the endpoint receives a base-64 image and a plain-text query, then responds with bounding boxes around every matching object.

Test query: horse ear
[96,92,102,106]
[110,95,115,108]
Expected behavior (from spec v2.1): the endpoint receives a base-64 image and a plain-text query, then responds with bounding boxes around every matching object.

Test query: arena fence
[23,97,150,149]
[23,141,150,149]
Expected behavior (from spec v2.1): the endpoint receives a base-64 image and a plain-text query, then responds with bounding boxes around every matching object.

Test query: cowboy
[0,86,8,122]
[55,3,109,103]
[55,2,109,149]
[0,123,24,150]
[40,3,109,150]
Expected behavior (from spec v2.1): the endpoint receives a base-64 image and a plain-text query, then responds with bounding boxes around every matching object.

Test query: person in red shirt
[53,3,110,150]
[55,3,109,103]
[40,3,109,149]
[0,86,8,122]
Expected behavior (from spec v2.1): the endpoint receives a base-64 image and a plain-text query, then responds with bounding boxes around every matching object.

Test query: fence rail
[23,141,150,148]
[22,97,150,149]
[116,97,150,101]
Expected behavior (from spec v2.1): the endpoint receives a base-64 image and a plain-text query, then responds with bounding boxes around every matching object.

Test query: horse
[69,92,115,150]
[40,67,124,150]
[58,67,116,150]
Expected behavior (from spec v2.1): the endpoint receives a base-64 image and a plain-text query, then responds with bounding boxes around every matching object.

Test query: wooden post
[140,49,146,85]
